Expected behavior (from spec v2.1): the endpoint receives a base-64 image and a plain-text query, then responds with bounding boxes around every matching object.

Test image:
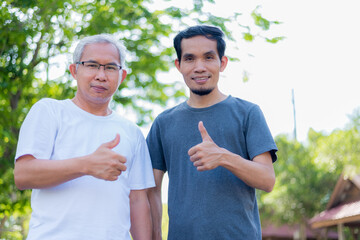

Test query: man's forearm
[148,187,163,240]
[14,136,127,190]
[14,155,86,190]
[220,151,275,192]
[130,189,152,240]
[147,169,165,240]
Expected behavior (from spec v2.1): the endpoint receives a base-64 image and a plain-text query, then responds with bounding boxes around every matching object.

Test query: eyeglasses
[76,61,122,73]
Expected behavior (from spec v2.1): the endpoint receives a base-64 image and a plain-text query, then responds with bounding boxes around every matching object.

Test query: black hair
[173,25,226,62]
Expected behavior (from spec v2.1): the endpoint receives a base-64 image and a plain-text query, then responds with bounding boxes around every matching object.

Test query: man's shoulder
[219,96,260,115]
[156,102,186,120]
[227,95,257,108]
[34,98,67,108]
[28,98,67,115]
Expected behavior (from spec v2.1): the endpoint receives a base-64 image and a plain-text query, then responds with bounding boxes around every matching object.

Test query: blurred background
[1,0,359,239]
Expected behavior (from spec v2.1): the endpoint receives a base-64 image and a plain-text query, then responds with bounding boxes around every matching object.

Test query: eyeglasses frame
[76,61,122,71]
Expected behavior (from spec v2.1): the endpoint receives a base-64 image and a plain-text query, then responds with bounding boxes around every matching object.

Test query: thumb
[103,133,121,149]
[198,121,213,142]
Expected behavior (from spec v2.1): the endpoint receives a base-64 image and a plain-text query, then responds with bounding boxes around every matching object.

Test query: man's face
[70,42,126,105]
[175,35,227,96]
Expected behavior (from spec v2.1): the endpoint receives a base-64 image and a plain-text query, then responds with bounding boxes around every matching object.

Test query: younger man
[147,25,278,240]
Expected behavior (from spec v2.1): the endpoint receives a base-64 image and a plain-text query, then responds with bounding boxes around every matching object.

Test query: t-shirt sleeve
[146,118,167,172]
[15,99,57,161]
[127,130,155,190]
[245,105,278,162]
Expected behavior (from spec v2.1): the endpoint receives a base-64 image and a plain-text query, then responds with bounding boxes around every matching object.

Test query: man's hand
[188,121,228,171]
[187,122,275,191]
[86,134,127,180]
[14,133,128,190]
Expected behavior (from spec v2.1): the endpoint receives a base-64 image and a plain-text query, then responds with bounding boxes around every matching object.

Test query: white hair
[73,34,126,68]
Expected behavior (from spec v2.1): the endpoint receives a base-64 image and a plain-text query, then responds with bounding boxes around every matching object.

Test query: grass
[161,204,169,239]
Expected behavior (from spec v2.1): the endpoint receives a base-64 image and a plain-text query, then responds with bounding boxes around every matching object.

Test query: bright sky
[150,0,360,142]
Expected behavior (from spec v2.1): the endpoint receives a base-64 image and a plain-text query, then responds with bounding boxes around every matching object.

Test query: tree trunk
[0,215,8,239]
[299,221,307,240]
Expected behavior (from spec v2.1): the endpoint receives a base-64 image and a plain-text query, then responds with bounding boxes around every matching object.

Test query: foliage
[0,0,281,238]
[308,108,360,175]
[258,108,360,234]
[258,135,336,225]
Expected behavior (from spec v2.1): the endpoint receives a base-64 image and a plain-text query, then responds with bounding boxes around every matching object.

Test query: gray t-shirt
[147,95,277,240]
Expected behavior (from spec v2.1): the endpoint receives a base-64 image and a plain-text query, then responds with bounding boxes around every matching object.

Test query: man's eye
[206,55,214,60]
[184,57,193,61]
[85,63,99,68]
[105,65,117,71]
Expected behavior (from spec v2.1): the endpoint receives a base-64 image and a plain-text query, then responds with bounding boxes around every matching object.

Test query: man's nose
[95,66,107,81]
[194,60,206,72]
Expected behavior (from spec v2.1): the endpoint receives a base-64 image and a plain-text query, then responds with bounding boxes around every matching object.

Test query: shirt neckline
[66,99,116,120]
[182,95,232,112]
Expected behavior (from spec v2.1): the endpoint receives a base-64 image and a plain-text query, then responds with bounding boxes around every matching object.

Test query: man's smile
[192,75,210,84]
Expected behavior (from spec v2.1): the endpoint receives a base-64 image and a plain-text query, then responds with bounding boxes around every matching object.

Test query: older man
[14,34,154,240]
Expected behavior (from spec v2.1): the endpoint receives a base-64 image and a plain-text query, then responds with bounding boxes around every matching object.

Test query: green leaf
[243,32,254,42]
[251,6,270,30]
[265,36,286,43]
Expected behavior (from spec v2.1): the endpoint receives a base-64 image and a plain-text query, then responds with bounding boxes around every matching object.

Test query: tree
[308,108,360,176]
[258,135,336,239]
[258,108,360,240]
[1,0,281,238]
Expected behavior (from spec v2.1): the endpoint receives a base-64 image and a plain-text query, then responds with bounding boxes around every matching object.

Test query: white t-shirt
[15,98,155,240]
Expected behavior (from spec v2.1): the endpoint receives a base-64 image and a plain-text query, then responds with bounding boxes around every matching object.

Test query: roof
[327,173,360,209]
[262,223,338,239]
[262,224,295,238]
[310,172,360,229]
[310,200,360,228]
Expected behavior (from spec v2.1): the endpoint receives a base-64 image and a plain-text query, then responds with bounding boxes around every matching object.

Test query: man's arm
[188,121,275,192]
[130,189,152,240]
[14,134,127,190]
[217,151,275,192]
[147,169,164,240]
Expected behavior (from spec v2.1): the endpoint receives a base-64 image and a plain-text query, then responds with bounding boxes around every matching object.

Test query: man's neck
[72,97,112,116]
[187,90,227,108]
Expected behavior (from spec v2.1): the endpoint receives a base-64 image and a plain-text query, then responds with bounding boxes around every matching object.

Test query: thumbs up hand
[188,121,227,171]
[85,134,127,181]
[102,133,121,149]
[198,120,214,142]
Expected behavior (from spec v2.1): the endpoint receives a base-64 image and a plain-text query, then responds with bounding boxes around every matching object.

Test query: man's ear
[220,56,228,72]
[69,64,77,79]
[119,70,127,85]
[175,59,181,71]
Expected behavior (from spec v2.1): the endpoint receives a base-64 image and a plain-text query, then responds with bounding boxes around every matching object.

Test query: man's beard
[190,88,214,96]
